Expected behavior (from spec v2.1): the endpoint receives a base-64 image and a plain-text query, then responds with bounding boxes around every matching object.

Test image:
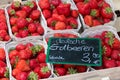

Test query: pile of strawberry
[0,9,10,41]
[45,33,79,43]
[74,0,114,27]
[39,0,79,30]
[0,48,9,80]
[9,42,51,80]
[8,1,44,38]
[91,31,120,69]
[53,64,87,76]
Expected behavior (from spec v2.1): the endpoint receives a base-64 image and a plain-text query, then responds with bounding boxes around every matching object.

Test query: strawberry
[90,9,100,17]
[0,30,7,40]
[37,53,46,63]
[0,67,9,78]
[16,43,26,51]
[0,78,9,80]
[39,0,50,10]
[18,50,29,60]
[111,50,120,60]
[12,68,21,78]
[0,61,6,67]
[12,25,18,33]
[71,10,79,18]
[26,18,33,24]
[0,9,4,14]
[116,61,120,66]
[55,67,66,76]
[57,3,71,17]
[50,0,61,7]
[42,9,52,19]
[25,1,37,10]
[36,24,44,35]
[67,68,78,75]
[0,22,8,31]
[16,72,28,80]
[9,50,18,59]
[89,0,98,9]
[0,48,5,61]
[28,23,37,33]
[74,0,84,3]
[16,10,27,18]
[55,21,66,30]
[29,59,39,69]
[39,65,51,78]
[112,38,120,49]
[16,18,27,29]
[16,60,30,72]
[30,10,41,20]
[11,1,21,10]
[104,18,111,23]
[93,19,102,26]
[10,17,18,26]
[52,13,66,22]
[64,64,76,69]
[76,65,87,72]
[19,30,29,38]
[22,5,32,14]
[8,8,15,16]
[4,35,10,41]
[98,1,110,8]
[69,18,78,29]
[54,64,63,67]
[102,45,111,57]
[103,59,116,68]
[84,15,93,27]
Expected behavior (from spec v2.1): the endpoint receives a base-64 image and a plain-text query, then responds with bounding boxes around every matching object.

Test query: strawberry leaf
[28,72,38,80]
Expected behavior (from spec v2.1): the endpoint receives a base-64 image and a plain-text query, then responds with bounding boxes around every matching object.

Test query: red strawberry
[103,59,116,68]
[67,68,78,75]
[16,43,26,51]
[37,53,46,63]
[0,9,4,14]
[42,9,51,19]
[93,19,102,26]
[54,33,62,37]
[16,60,30,72]
[12,25,18,33]
[47,18,57,27]
[104,18,111,23]
[74,0,84,3]
[30,10,41,20]
[18,50,29,60]
[116,61,120,66]
[39,0,50,10]
[26,18,33,25]
[89,0,98,9]
[16,10,27,18]
[71,10,79,18]
[36,24,44,35]
[12,68,21,78]
[0,30,7,40]
[9,50,19,59]
[52,13,66,22]
[57,3,71,17]
[25,1,37,10]
[22,5,32,14]
[84,15,93,27]
[16,72,28,80]
[0,67,9,78]
[90,9,100,17]
[111,50,120,60]
[0,22,8,31]
[0,78,9,80]
[64,64,76,69]
[4,35,11,41]
[69,18,78,29]
[19,30,29,38]
[16,18,27,29]
[0,61,6,67]
[39,65,51,78]
[8,8,16,16]
[50,0,61,7]
[98,1,110,8]
[55,21,66,30]
[76,65,87,72]
[103,45,111,57]
[0,48,5,61]
[10,17,18,26]
[112,38,120,49]
[55,67,66,76]
[11,1,21,10]
[54,64,63,67]
[28,23,37,33]
[26,42,34,48]
[29,59,39,69]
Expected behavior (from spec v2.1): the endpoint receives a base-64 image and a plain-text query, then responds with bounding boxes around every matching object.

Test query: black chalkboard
[46,38,102,66]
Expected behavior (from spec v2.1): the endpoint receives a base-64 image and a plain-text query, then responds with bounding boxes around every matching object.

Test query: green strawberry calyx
[14,1,21,7]
[70,23,77,29]
[10,9,15,15]
[28,72,38,80]
[105,7,112,13]
[90,9,97,17]
[30,45,42,56]
[4,68,9,78]
[67,68,78,74]
[41,66,50,74]
[25,1,34,8]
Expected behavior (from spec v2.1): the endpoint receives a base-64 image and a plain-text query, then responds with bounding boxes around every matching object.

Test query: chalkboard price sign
[46,38,102,66]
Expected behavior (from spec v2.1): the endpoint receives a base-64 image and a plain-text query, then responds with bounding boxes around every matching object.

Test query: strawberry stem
[41,66,50,74]
[28,72,38,80]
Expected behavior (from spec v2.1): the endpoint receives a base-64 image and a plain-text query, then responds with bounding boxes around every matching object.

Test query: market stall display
[0,0,120,80]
